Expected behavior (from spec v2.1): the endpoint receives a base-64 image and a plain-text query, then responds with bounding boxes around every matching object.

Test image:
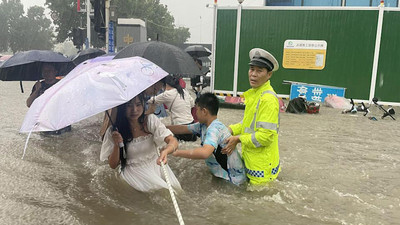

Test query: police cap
[249,48,279,72]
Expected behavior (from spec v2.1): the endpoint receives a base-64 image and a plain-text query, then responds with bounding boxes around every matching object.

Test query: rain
[1,1,399,225]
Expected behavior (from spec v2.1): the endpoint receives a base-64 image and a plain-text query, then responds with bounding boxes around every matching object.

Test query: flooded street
[1,81,399,225]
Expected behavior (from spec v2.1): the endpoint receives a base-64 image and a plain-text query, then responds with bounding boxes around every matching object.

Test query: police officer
[222,48,281,185]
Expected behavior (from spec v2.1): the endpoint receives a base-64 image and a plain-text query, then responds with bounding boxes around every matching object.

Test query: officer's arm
[229,122,243,135]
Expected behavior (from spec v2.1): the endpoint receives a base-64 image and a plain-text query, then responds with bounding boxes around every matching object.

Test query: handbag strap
[169,92,179,125]
[169,92,179,113]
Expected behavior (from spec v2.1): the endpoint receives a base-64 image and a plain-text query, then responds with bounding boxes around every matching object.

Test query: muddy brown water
[1,81,399,225]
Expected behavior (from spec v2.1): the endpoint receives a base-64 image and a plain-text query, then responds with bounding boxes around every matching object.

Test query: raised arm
[26,81,42,107]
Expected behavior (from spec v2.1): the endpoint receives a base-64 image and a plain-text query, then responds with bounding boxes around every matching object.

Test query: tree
[45,0,83,43]
[9,6,54,52]
[114,0,190,46]
[0,0,54,53]
[45,0,190,47]
[0,0,24,52]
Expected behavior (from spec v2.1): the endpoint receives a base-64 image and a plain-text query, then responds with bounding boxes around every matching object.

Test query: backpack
[286,97,307,113]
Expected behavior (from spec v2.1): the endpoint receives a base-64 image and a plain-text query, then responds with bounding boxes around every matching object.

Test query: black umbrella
[114,41,202,78]
[72,48,106,65]
[0,50,75,92]
[0,50,75,81]
[184,45,211,58]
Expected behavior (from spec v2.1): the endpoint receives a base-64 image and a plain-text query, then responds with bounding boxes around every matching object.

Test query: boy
[167,93,246,185]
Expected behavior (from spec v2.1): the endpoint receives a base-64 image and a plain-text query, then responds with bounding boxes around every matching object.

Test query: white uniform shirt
[150,88,194,125]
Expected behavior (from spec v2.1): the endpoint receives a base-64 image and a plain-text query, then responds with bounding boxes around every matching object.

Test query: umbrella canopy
[114,41,202,78]
[184,45,211,58]
[75,54,115,67]
[0,50,75,81]
[72,48,106,66]
[0,55,12,64]
[20,56,168,133]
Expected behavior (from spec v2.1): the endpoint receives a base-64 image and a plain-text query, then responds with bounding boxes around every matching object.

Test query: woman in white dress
[147,75,197,142]
[100,93,182,192]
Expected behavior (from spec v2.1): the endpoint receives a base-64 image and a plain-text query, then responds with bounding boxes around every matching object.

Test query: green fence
[213,7,400,104]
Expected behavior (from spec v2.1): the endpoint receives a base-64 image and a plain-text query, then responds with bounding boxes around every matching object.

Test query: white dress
[100,114,182,192]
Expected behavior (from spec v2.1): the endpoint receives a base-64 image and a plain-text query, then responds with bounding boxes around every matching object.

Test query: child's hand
[145,102,156,115]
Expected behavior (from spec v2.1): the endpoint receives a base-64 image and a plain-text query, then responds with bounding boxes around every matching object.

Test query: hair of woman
[165,75,185,99]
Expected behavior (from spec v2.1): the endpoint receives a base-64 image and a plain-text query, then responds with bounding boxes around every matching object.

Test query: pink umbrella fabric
[0,55,12,62]
[20,56,168,133]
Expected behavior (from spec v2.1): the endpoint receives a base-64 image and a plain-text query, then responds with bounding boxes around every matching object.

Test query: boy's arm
[166,125,192,135]
[172,144,214,159]
[145,102,157,115]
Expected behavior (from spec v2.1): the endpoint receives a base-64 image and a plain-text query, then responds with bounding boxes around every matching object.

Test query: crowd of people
[27,47,281,193]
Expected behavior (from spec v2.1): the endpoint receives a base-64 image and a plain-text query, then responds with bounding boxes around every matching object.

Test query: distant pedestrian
[26,63,71,135]
[190,58,203,97]
[26,63,59,107]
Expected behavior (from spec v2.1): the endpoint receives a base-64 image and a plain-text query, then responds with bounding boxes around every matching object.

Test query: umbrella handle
[20,81,24,93]
[105,110,116,128]
[21,122,39,159]
[104,111,127,168]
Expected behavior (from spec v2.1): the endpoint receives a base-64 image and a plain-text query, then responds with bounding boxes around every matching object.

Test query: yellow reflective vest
[230,81,280,185]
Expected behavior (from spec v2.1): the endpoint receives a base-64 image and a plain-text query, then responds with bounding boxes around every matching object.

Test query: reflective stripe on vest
[245,90,280,147]
[272,162,280,175]
[245,167,264,178]
[251,133,261,147]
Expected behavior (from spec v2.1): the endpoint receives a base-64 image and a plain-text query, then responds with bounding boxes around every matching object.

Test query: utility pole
[86,0,91,48]
[105,0,110,52]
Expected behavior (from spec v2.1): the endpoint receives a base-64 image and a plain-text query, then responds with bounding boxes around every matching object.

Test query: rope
[21,122,39,159]
[157,147,185,225]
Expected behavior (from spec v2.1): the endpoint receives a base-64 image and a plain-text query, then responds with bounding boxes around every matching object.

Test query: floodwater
[1,81,399,225]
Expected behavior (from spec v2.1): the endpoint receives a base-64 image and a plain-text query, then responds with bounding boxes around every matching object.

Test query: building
[116,18,147,51]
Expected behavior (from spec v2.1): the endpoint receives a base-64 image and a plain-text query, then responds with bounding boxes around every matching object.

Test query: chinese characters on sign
[283,40,327,70]
[290,84,345,102]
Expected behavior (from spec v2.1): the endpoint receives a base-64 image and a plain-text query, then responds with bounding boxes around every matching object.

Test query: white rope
[157,148,185,225]
[21,122,39,159]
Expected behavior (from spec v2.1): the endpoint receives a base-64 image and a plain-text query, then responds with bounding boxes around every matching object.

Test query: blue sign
[290,83,345,102]
[108,22,114,53]
[85,38,89,49]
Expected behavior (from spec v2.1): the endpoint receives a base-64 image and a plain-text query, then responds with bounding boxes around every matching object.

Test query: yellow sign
[283,40,327,70]
[123,34,134,44]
